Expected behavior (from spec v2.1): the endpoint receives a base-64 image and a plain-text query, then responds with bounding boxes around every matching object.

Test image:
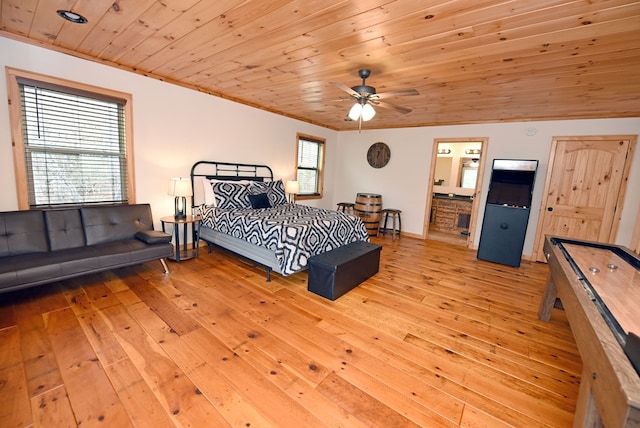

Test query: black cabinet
[477,159,538,267]
[477,205,531,267]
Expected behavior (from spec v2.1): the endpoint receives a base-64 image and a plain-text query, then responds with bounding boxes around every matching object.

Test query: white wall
[2,36,639,256]
[336,119,640,254]
[0,36,337,228]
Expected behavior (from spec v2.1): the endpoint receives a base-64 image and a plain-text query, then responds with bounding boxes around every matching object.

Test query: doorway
[532,135,636,261]
[424,138,488,247]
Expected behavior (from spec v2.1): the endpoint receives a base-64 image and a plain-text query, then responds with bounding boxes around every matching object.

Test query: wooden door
[533,136,635,262]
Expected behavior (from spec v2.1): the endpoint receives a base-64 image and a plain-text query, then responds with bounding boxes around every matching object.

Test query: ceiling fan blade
[372,100,412,114]
[330,81,361,98]
[373,89,419,99]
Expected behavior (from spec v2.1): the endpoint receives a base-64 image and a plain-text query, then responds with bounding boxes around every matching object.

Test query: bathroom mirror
[434,142,482,194]
[459,157,480,188]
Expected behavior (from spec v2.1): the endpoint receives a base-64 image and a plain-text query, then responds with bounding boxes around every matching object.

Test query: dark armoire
[477,159,538,267]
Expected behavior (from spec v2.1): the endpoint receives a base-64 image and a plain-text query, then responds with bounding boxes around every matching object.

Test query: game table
[538,236,640,427]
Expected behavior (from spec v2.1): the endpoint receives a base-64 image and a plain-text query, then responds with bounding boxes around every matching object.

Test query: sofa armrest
[135,230,172,245]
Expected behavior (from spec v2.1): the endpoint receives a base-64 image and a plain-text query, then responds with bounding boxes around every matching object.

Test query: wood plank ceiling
[1,0,639,131]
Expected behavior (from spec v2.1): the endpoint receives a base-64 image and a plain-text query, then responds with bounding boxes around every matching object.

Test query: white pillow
[201,178,217,206]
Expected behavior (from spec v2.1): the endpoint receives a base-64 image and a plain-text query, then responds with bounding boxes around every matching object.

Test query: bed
[190,161,370,280]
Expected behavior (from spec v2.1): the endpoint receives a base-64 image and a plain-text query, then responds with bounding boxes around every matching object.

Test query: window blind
[19,82,129,207]
[297,137,323,195]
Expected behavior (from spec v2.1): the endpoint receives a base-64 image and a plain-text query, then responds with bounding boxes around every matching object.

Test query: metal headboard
[190,160,274,208]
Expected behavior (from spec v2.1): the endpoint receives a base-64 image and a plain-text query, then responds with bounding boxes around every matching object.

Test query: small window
[295,134,325,199]
[7,69,134,209]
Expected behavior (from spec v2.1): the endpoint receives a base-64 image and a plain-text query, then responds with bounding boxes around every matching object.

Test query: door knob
[547,207,553,212]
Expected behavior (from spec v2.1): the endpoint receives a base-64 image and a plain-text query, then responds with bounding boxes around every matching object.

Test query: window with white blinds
[17,80,129,208]
[295,134,325,198]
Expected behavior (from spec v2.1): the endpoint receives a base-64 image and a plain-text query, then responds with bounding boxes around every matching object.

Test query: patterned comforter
[198,203,369,275]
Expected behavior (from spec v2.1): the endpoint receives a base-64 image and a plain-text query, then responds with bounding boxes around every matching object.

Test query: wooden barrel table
[354,193,382,236]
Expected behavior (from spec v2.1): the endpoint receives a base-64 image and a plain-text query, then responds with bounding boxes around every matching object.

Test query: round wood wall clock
[367,142,391,168]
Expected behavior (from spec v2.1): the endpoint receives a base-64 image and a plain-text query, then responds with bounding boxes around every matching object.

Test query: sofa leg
[160,258,170,274]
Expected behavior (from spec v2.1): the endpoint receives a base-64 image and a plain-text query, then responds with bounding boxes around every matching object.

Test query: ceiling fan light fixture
[348,102,363,121]
[361,103,376,121]
[348,100,376,122]
[334,68,414,126]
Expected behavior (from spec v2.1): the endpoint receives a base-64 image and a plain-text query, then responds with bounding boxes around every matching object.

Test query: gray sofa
[0,204,174,294]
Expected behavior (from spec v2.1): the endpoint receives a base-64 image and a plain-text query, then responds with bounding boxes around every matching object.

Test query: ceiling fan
[331,69,419,128]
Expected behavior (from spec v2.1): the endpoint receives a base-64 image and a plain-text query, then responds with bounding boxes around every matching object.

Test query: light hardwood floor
[426,230,469,246]
[0,236,580,427]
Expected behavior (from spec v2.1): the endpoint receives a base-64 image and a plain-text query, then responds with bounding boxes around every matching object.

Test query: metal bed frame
[190,160,281,281]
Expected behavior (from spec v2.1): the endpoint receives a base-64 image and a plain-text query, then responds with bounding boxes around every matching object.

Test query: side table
[160,215,201,262]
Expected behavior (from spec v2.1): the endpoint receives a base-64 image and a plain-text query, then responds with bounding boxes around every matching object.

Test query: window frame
[6,67,135,209]
[294,133,325,200]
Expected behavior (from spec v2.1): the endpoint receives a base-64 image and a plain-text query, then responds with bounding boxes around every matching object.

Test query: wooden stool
[337,202,355,214]
[379,208,402,240]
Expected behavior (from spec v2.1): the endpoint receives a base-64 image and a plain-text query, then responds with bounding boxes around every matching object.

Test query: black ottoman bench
[308,241,382,300]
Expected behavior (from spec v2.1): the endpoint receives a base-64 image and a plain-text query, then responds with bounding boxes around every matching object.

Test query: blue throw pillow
[249,180,288,206]
[248,193,271,209]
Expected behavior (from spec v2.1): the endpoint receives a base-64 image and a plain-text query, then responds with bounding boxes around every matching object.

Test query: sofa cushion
[0,253,62,289]
[0,247,102,287]
[93,239,173,268]
[0,210,48,257]
[45,209,86,250]
[135,230,172,244]
[81,204,154,246]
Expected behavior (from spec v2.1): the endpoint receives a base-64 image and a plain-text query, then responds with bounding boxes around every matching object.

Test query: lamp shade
[361,103,376,121]
[168,177,192,197]
[348,103,363,121]
[348,101,376,122]
[285,180,300,194]
[285,180,299,203]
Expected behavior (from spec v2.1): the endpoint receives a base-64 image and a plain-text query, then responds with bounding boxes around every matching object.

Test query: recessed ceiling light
[56,10,88,24]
